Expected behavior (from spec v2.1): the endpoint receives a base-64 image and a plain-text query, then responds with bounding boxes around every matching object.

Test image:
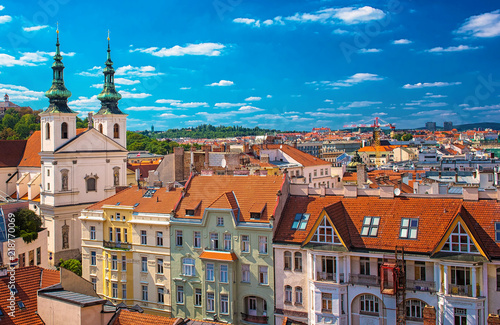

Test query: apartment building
[274,185,500,325]
[170,174,288,324]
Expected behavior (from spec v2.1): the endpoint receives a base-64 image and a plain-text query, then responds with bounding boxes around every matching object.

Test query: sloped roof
[199,251,238,261]
[110,309,180,325]
[0,140,27,167]
[0,266,60,325]
[253,144,331,166]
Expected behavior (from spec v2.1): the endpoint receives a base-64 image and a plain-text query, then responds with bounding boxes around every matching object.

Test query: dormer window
[361,216,380,237]
[400,218,418,239]
[311,217,341,244]
[291,213,310,230]
[186,209,195,216]
[442,221,478,253]
[250,213,261,220]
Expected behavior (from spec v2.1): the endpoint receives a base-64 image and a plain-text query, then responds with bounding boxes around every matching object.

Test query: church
[15,30,129,265]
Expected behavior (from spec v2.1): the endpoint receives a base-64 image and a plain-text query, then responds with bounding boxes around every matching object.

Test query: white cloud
[23,25,49,32]
[307,112,361,118]
[410,110,456,117]
[170,102,208,108]
[324,99,334,103]
[233,18,260,27]
[131,43,225,57]
[238,105,263,113]
[347,101,382,108]
[392,39,412,44]
[119,91,151,99]
[180,87,191,90]
[91,84,103,89]
[0,83,44,102]
[463,104,500,111]
[0,15,11,24]
[358,48,382,53]
[159,113,189,118]
[115,65,163,77]
[425,93,447,98]
[286,6,385,25]
[403,81,462,89]
[333,28,350,35]
[214,102,246,108]
[266,95,272,98]
[245,96,261,101]
[125,106,172,111]
[156,99,181,104]
[207,80,234,87]
[68,95,99,108]
[0,51,75,67]
[77,66,101,77]
[426,45,481,53]
[114,78,140,85]
[331,73,383,87]
[0,5,4,10]
[456,10,500,38]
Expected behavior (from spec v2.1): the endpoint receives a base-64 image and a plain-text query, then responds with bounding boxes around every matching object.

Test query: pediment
[55,128,127,153]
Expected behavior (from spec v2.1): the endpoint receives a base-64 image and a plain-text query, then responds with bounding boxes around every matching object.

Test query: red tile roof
[275,196,500,257]
[0,140,27,167]
[252,144,331,166]
[0,266,60,325]
[199,251,238,261]
[110,309,180,325]
[127,163,159,181]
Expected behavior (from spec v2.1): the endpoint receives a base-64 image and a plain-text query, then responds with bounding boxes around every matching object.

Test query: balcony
[349,274,379,286]
[407,279,436,292]
[241,313,268,324]
[103,240,131,250]
[449,284,475,297]
[316,272,344,283]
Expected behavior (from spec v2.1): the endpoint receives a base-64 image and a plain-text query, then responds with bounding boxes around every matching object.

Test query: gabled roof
[0,266,60,325]
[0,140,27,167]
[55,128,127,153]
[252,144,331,166]
[208,191,239,212]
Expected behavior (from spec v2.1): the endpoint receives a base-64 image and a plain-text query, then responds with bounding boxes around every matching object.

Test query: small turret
[96,31,123,115]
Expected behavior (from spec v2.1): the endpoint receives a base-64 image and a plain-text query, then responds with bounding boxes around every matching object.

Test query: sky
[0,0,500,131]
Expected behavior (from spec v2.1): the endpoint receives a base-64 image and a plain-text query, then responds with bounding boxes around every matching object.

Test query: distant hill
[148,124,288,139]
[445,122,500,131]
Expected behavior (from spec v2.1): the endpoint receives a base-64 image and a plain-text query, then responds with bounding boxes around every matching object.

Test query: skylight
[134,203,140,207]
[143,189,156,198]
[361,217,380,237]
[400,218,418,239]
[291,213,310,230]
[116,202,121,206]
[17,301,25,309]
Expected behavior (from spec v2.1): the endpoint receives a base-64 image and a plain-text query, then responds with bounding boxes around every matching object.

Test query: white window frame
[206,263,214,281]
[183,258,195,276]
[259,236,268,254]
[220,264,228,283]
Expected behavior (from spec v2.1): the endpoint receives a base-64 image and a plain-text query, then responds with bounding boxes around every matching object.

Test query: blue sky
[1,0,500,131]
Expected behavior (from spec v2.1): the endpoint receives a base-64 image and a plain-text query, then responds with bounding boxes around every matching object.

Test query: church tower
[40,28,77,153]
[93,33,127,148]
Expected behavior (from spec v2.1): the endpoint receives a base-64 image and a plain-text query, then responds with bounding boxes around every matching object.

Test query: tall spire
[44,25,74,113]
[97,30,124,115]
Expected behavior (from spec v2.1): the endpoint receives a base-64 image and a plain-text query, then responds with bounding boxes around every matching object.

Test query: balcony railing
[407,279,436,292]
[349,274,379,286]
[103,240,132,250]
[449,284,473,297]
[316,272,344,283]
[241,313,268,324]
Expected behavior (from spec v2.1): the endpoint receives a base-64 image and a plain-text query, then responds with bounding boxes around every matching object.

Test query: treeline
[151,124,283,139]
[127,131,200,155]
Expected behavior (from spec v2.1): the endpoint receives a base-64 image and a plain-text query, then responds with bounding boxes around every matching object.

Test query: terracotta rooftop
[0,140,27,167]
[175,175,284,223]
[252,144,331,166]
[110,309,180,325]
[0,266,60,325]
[199,251,238,262]
[358,145,397,152]
[275,195,500,258]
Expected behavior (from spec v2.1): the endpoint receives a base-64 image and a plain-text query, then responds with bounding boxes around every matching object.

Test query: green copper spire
[44,26,74,113]
[96,31,124,115]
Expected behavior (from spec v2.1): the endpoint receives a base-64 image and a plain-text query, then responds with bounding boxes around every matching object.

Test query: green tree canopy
[59,259,82,276]
[13,208,42,243]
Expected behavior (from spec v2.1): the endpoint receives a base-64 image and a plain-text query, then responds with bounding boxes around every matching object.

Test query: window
[241,235,250,252]
[122,256,126,271]
[141,257,147,272]
[221,294,229,314]
[157,287,164,303]
[91,251,96,266]
[111,255,118,270]
[112,283,118,298]
[156,231,163,246]
[176,230,183,246]
[195,288,202,306]
[360,257,370,275]
[224,233,231,251]
[360,294,379,314]
[46,123,50,139]
[207,292,215,312]
[442,222,478,253]
[217,217,224,226]
[496,223,500,242]
[311,217,341,244]
[194,231,201,248]
[259,236,268,254]
[122,284,127,299]
[414,261,426,281]
[259,266,268,285]
[314,169,317,177]
[400,218,419,239]
[285,285,292,303]
[91,277,97,291]
[322,293,332,312]
[61,122,68,139]
[284,251,292,270]
[116,213,120,220]
[361,216,380,237]
[341,294,345,314]
[157,259,164,274]
[250,212,261,220]
[406,300,425,320]
[115,228,121,242]
[142,285,148,301]
[454,308,467,325]
[98,123,103,133]
[294,252,302,272]
[497,268,500,291]
[36,247,41,265]
[206,263,214,281]
[450,266,471,286]
[174,286,183,304]
[210,233,219,249]
[295,287,303,304]
[90,226,96,240]
[220,264,228,283]
[185,209,195,216]
[123,229,127,242]
[242,264,250,283]
[183,258,195,276]
[291,213,310,230]
[141,230,147,245]
[109,227,113,241]
[113,123,119,138]
[86,177,96,192]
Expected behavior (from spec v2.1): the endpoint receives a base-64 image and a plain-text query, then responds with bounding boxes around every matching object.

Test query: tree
[13,209,42,243]
[59,259,82,276]
[402,133,413,141]
[2,114,18,130]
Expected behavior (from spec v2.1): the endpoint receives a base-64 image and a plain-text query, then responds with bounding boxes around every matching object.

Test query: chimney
[488,314,500,325]
[261,154,270,164]
[423,305,436,325]
[356,163,367,187]
[463,185,479,201]
[87,112,93,129]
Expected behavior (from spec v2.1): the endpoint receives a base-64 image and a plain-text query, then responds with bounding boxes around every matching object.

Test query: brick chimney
[423,305,436,325]
[261,154,270,164]
[488,314,500,325]
[356,163,367,187]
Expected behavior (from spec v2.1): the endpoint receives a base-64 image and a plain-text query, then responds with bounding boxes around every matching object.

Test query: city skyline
[0,0,500,131]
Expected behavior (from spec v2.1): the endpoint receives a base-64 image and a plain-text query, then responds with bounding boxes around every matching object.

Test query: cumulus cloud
[23,25,49,32]
[68,95,100,108]
[77,66,101,77]
[156,99,182,104]
[131,43,225,57]
[0,83,44,102]
[233,18,260,27]
[119,91,151,99]
[0,15,11,24]
[331,73,383,87]
[392,39,412,44]
[170,102,209,108]
[114,78,140,85]
[238,105,263,113]
[287,6,385,25]
[207,80,234,87]
[180,87,191,90]
[347,101,382,108]
[115,65,164,77]
[245,96,261,101]
[410,110,456,117]
[358,48,382,53]
[403,81,462,89]
[0,51,74,67]
[455,10,500,38]
[214,102,246,108]
[125,106,172,111]
[159,113,189,118]
[426,45,481,53]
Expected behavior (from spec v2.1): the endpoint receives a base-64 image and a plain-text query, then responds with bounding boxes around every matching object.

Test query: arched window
[61,122,68,139]
[284,285,292,303]
[295,287,303,304]
[85,174,98,192]
[294,252,302,272]
[46,123,50,140]
[284,251,291,270]
[99,124,103,133]
[61,169,69,191]
[406,299,425,321]
[113,123,119,138]
[360,294,380,314]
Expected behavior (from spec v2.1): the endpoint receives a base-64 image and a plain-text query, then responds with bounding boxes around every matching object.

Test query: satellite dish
[221,158,227,168]
[394,188,401,196]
